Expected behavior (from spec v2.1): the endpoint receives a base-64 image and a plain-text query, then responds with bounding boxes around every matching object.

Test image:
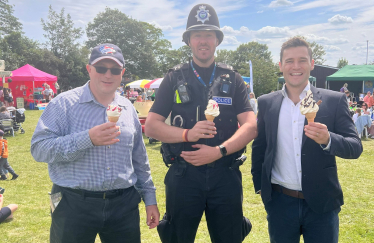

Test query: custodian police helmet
[182,4,224,45]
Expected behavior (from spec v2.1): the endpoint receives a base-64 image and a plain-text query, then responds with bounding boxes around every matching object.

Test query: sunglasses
[93,66,123,75]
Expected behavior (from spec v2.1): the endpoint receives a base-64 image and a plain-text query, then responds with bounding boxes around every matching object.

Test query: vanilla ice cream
[300,90,322,123]
[107,105,122,122]
[205,99,220,121]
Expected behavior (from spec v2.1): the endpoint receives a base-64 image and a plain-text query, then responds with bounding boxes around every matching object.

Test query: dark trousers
[0,158,16,175]
[265,190,340,243]
[50,184,141,243]
[159,161,243,243]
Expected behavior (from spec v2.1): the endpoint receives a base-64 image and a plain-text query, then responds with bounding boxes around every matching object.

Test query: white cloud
[328,14,353,25]
[269,0,293,8]
[253,38,272,43]
[324,45,341,52]
[290,0,373,12]
[304,34,349,45]
[221,35,241,45]
[351,43,374,51]
[221,26,251,36]
[256,26,292,38]
[149,21,173,31]
[257,10,264,13]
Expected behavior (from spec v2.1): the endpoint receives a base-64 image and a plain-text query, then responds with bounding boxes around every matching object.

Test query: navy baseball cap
[0,130,4,136]
[89,43,125,67]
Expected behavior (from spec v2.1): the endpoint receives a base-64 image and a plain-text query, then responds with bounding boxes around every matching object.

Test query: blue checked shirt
[31,82,156,206]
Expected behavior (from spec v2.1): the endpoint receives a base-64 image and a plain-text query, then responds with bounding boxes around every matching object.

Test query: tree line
[1,0,341,95]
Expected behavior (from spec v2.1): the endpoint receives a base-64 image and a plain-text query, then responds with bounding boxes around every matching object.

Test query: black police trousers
[158,160,244,243]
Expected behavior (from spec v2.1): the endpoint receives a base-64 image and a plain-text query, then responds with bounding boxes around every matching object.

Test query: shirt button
[107,167,110,170]
[299,170,302,173]
[294,121,296,123]
[108,146,110,148]
[295,138,297,140]
[297,154,299,156]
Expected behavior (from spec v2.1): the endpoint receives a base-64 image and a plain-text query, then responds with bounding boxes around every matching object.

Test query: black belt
[63,186,132,199]
[272,184,304,199]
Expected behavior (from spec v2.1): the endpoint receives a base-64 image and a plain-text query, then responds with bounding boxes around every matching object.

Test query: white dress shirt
[271,83,331,191]
[271,84,309,191]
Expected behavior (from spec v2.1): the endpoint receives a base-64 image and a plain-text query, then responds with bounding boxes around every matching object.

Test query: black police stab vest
[167,62,241,160]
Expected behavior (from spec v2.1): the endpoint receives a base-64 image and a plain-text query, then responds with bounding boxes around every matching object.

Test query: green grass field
[1,110,373,242]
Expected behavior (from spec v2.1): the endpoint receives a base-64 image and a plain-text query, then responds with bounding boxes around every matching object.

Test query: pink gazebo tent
[4,64,58,100]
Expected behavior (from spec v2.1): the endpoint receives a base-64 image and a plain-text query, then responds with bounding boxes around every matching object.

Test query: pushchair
[6,107,26,134]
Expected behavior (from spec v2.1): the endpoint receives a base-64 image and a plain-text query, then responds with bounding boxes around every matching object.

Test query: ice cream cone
[305,112,316,123]
[205,115,216,135]
[108,116,120,122]
[205,114,216,122]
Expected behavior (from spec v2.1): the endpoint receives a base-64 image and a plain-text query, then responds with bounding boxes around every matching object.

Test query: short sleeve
[149,72,175,118]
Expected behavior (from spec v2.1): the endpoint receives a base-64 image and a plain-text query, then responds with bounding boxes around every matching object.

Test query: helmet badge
[195,5,211,24]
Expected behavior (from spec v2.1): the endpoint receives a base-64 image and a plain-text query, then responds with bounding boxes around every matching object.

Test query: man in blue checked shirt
[31,43,159,243]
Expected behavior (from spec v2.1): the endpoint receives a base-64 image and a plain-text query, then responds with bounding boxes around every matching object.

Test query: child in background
[0,130,18,180]
[0,193,18,223]
[352,108,361,123]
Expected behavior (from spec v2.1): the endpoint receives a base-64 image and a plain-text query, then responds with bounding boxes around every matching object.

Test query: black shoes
[0,175,7,180]
[11,174,19,180]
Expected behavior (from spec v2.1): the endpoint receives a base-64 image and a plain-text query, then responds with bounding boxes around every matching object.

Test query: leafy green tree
[0,32,40,70]
[0,0,22,36]
[40,6,88,89]
[86,8,171,79]
[158,45,193,75]
[41,5,83,59]
[337,57,348,68]
[309,41,326,65]
[227,42,278,95]
[216,49,234,64]
[55,46,90,90]
[293,35,326,65]
[178,45,193,63]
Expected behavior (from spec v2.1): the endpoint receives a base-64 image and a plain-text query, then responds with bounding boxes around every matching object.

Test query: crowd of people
[118,86,156,102]
[342,85,374,138]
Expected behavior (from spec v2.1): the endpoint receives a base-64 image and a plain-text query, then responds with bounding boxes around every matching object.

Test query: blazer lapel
[269,92,284,146]
[302,86,322,147]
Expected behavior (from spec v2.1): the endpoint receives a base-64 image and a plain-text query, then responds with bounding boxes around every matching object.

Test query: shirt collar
[79,81,127,107]
[281,82,311,100]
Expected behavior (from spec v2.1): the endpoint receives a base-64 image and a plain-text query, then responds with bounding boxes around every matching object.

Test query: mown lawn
[0,109,373,242]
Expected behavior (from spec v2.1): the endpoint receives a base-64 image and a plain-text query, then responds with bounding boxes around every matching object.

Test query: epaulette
[216,62,236,71]
[169,62,189,72]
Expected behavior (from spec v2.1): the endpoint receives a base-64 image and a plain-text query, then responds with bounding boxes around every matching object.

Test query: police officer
[145,4,257,243]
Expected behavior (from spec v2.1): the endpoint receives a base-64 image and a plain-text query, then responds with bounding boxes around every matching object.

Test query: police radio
[177,83,191,103]
[220,74,232,94]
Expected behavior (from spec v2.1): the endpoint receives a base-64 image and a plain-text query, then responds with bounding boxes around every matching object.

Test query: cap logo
[195,5,210,24]
[99,45,116,55]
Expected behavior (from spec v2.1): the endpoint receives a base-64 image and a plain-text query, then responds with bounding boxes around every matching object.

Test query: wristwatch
[218,145,227,157]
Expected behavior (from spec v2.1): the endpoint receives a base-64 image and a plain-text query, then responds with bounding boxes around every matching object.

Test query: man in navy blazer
[251,37,362,243]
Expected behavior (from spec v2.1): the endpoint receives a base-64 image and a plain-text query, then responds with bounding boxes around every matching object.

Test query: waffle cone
[305,112,317,123]
[205,114,216,122]
[108,116,120,122]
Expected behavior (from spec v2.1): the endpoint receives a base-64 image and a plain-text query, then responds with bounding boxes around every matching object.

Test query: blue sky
[10,0,374,67]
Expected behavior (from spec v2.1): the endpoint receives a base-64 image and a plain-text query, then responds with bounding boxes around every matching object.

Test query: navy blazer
[251,86,362,214]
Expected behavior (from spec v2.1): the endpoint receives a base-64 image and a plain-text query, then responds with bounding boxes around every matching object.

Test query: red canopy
[6,64,57,82]
[4,64,58,103]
